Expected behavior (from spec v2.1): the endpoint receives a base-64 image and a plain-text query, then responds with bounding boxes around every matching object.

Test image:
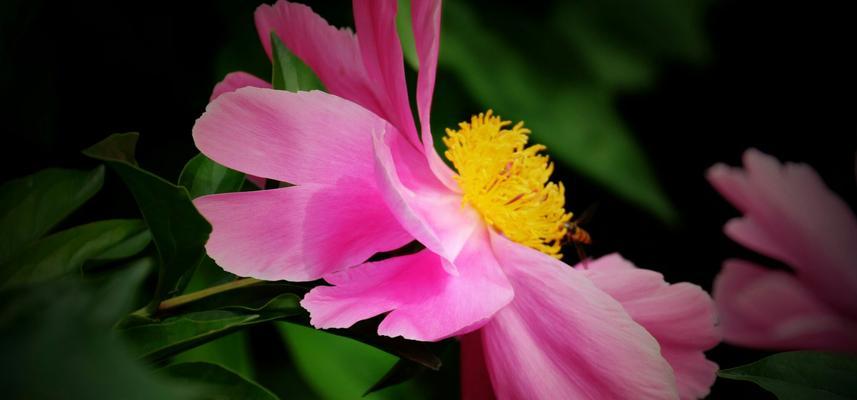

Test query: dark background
[2,0,855,398]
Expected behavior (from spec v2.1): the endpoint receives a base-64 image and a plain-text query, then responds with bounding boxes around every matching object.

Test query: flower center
[443,110,572,257]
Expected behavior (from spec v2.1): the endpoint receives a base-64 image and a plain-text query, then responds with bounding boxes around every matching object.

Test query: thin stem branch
[157,277,263,312]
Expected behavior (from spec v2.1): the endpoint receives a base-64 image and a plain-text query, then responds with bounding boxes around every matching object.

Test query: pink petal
[707,149,857,316]
[208,71,272,188]
[580,254,719,400]
[194,183,412,282]
[254,2,372,106]
[459,331,496,400]
[410,0,459,191]
[714,259,857,352]
[255,0,420,147]
[193,88,384,186]
[478,233,678,399]
[352,0,420,146]
[209,71,271,101]
[371,122,481,268]
[301,228,514,342]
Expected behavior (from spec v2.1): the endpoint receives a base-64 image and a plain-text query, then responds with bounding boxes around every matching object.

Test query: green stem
[158,278,262,312]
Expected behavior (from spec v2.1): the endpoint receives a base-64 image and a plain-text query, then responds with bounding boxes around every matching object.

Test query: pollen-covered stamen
[443,110,572,257]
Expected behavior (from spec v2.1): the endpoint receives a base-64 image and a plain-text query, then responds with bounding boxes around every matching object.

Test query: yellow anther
[444,110,572,257]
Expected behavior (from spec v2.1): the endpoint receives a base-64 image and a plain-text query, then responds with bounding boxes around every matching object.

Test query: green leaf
[88,227,152,266]
[0,258,196,399]
[0,166,104,263]
[270,32,323,92]
[324,317,442,372]
[247,323,321,400]
[179,153,245,199]
[171,258,254,378]
[164,280,310,315]
[160,362,279,400]
[279,323,430,400]
[83,133,212,310]
[414,2,690,222]
[0,219,148,287]
[140,277,442,373]
[121,293,303,362]
[364,359,427,396]
[718,351,857,399]
[172,332,253,380]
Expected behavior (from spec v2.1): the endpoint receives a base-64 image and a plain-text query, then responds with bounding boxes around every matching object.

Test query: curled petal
[371,123,480,268]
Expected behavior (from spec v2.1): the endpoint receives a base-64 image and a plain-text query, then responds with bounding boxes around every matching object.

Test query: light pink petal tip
[580,254,720,400]
[707,148,857,317]
[470,233,678,399]
[194,88,386,186]
[194,184,411,282]
[301,229,513,342]
[713,259,857,352]
[209,71,271,101]
[208,71,272,188]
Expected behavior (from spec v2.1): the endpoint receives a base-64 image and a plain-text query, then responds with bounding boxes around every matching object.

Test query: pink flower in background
[192,0,719,398]
[709,149,857,351]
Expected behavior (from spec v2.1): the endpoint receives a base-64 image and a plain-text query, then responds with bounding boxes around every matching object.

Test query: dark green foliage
[718,351,857,400]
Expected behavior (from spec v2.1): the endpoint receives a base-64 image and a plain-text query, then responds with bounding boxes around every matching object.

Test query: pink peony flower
[709,149,857,351]
[193,0,719,398]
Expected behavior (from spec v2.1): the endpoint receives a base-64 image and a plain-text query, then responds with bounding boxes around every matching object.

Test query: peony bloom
[709,149,857,351]
[193,0,719,398]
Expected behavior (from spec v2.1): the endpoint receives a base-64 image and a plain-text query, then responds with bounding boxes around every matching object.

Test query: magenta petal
[481,233,678,399]
[580,254,719,400]
[352,0,420,146]
[301,228,514,342]
[371,122,481,267]
[713,259,857,352]
[210,71,270,101]
[194,88,385,186]
[194,183,412,282]
[409,0,459,191]
[707,149,857,316]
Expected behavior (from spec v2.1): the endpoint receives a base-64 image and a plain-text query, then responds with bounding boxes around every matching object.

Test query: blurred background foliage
[1,0,855,399]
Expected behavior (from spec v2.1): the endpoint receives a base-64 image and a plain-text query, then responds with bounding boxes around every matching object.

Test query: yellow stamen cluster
[444,110,572,257]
